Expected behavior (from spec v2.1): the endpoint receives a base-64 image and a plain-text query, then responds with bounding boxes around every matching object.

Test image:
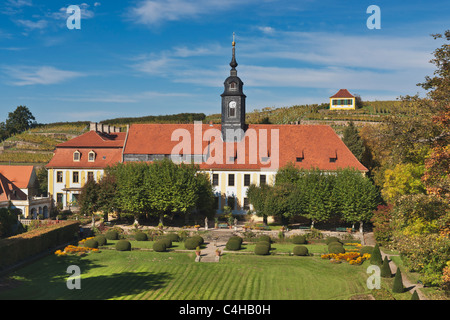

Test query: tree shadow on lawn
[0,254,173,300]
[69,271,173,300]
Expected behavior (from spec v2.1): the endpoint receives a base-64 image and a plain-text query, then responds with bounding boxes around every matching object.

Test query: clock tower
[221,33,246,142]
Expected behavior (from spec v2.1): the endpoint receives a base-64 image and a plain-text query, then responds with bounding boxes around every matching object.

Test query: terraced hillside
[0,123,89,165]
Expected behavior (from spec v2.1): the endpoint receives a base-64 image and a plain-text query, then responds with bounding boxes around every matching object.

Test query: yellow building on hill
[330,89,356,110]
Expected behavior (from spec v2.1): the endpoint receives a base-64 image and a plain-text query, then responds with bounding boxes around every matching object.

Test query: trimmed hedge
[84,239,99,249]
[293,245,309,256]
[159,238,172,249]
[0,221,80,270]
[325,237,342,245]
[105,230,119,240]
[328,242,345,254]
[134,232,148,241]
[165,233,180,242]
[115,240,131,251]
[257,240,271,250]
[254,244,270,255]
[226,238,242,251]
[94,235,107,246]
[192,235,204,245]
[360,246,374,255]
[257,235,272,243]
[153,241,167,252]
[184,237,201,250]
[291,235,306,244]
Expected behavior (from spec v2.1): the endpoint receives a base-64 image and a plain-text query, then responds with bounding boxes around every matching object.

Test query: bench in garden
[218,223,229,229]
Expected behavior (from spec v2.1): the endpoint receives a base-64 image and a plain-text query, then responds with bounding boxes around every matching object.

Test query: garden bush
[359,246,374,255]
[84,239,99,249]
[257,235,272,243]
[291,235,306,244]
[254,244,270,255]
[159,237,172,248]
[184,237,201,250]
[226,239,241,251]
[392,268,404,293]
[328,242,345,254]
[153,241,167,252]
[370,244,383,266]
[105,230,119,240]
[115,240,131,251]
[165,233,180,242]
[257,240,271,250]
[0,221,80,269]
[94,235,107,246]
[134,232,148,241]
[325,237,342,245]
[192,235,204,245]
[293,245,309,256]
[228,236,243,245]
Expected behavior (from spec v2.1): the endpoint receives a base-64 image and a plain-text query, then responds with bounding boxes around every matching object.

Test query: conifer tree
[342,121,365,161]
[411,290,420,300]
[370,243,383,266]
[392,268,404,293]
[380,256,392,278]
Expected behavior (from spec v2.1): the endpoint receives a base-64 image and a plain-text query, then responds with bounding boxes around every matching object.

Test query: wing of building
[46,38,367,214]
[0,165,51,218]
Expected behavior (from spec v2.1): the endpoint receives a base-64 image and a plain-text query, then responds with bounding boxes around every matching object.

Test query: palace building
[46,37,367,214]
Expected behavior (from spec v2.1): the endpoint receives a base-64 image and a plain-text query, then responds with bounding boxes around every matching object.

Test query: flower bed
[55,237,100,256]
[321,252,371,265]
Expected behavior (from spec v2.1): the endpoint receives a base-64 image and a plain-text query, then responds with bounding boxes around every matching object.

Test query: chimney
[90,122,97,131]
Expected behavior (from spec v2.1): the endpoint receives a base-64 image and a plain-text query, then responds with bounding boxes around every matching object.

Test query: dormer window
[73,150,81,162]
[88,150,96,162]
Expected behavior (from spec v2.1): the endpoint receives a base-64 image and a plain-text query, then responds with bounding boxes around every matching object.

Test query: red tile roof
[46,130,125,169]
[0,166,31,202]
[0,165,34,189]
[56,130,126,148]
[123,123,367,172]
[330,89,354,98]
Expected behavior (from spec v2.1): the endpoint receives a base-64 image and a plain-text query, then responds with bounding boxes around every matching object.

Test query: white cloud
[3,65,85,86]
[127,0,242,26]
[15,19,48,30]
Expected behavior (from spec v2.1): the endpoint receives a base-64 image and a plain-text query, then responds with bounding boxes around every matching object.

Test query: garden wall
[0,220,80,270]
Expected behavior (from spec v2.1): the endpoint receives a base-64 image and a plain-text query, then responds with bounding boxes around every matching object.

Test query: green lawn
[0,247,379,300]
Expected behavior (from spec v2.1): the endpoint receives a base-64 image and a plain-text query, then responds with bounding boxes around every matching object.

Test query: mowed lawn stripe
[155,262,192,300]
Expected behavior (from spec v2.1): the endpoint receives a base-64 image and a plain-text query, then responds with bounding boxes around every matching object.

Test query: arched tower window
[229,82,237,91]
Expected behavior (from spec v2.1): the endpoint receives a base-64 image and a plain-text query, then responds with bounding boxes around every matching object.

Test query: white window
[88,150,96,162]
[73,151,80,162]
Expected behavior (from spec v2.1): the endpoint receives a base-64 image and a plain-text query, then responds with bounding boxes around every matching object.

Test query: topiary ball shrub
[105,230,119,240]
[325,237,342,245]
[94,235,107,246]
[254,244,270,255]
[84,239,99,249]
[165,233,180,242]
[115,240,131,251]
[192,235,204,245]
[292,235,306,244]
[257,240,271,250]
[135,232,148,241]
[228,236,243,245]
[159,237,172,248]
[184,237,200,250]
[293,245,309,256]
[257,235,272,243]
[153,241,167,252]
[226,239,241,251]
[328,242,345,254]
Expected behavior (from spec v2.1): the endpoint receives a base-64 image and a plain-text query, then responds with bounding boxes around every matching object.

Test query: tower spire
[230,32,238,74]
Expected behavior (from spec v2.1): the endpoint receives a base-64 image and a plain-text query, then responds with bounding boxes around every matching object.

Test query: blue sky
[0,0,449,123]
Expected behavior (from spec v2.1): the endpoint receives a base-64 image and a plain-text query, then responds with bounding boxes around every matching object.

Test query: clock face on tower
[228,100,237,117]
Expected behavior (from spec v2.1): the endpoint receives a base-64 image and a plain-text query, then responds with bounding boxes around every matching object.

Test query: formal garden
[0,220,430,300]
